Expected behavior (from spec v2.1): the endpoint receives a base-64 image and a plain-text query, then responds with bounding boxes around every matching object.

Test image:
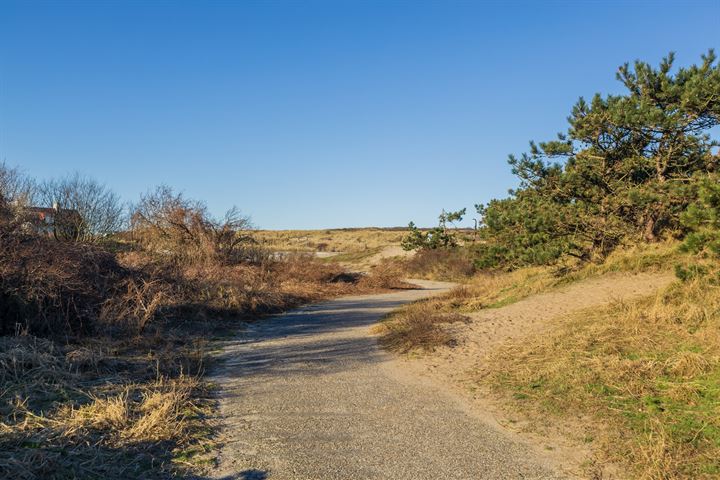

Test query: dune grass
[252,228,407,253]
[483,267,720,479]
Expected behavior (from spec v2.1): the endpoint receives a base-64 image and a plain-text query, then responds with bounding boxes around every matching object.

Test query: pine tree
[476,50,720,268]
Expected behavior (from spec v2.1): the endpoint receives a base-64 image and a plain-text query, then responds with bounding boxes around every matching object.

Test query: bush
[0,216,159,337]
[680,176,720,258]
[131,185,254,265]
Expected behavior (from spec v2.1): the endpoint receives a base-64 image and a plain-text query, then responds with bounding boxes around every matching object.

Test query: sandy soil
[411,272,675,384]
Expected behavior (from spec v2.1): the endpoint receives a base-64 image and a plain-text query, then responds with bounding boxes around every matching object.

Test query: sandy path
[209,281,565,480]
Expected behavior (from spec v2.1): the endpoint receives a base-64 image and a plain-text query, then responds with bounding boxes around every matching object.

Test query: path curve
[210,280,564,480]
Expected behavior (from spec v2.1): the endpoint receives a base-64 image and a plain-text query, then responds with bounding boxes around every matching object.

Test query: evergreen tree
[476,50,719,268]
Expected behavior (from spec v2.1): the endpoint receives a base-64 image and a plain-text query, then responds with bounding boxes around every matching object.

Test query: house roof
[25,207,59,215]
[23,206,82,222]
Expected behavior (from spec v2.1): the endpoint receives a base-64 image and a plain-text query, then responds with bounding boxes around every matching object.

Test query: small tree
[37,173,124,242]
[439,208,466,232]
[401,208,466,251]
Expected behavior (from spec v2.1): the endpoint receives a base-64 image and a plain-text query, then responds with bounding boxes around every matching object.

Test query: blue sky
[1,1,718,229]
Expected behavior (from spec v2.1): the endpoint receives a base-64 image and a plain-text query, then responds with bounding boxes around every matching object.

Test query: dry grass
[399,248,476,281]
[376,303,470,353]
[429,241,682,313]
[357,262,415,290]
[563,239,682,280]
[0,336,213,479]
[253,228,407,253]
[478,261,720,479]
[374,265,562,353]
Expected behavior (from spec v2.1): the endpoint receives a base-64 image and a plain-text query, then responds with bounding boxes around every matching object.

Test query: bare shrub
[99,278,166,334]
[358,262,413,290]
[0,162,35,207]
[131,185,254,265]
[274,252,356,284]
[0,202,160,337]
[0,234,119,336]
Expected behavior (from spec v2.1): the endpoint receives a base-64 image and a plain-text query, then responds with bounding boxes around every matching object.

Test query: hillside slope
[384,270,682,478]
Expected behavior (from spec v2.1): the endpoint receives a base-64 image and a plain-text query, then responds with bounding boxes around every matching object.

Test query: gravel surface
[210,280,565,480]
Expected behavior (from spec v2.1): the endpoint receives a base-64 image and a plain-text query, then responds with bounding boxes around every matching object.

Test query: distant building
[21,203,83,239]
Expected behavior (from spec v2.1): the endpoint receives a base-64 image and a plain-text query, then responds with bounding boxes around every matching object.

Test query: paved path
[210,281,565,480]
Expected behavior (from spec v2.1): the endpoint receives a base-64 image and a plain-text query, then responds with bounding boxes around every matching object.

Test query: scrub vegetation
[0,168,407,479]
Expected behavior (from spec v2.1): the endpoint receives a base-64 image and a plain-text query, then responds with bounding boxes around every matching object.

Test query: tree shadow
[210,470,269,480]
[211,294,422,383]
[238,469,269,480]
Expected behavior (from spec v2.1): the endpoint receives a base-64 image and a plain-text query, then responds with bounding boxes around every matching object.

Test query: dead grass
[399,248,476,281]
[563,239,681,280]
[253,228,407,253]
[0,336,213,479]
[376,303,470,353]
[431,241,682,313]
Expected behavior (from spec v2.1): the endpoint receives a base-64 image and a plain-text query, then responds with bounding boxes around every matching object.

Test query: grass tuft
[375,303,470,353]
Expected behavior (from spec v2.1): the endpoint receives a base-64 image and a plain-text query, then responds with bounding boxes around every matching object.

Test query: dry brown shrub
[0,207,167,338]
[358,263,412,290]
[99,278,166,333]
[274,252,355,284]
[130,185,256,266]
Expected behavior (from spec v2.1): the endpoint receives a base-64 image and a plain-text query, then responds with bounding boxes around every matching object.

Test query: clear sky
[1,1,718,229]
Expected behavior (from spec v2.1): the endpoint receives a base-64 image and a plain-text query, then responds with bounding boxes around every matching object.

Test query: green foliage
[680,176,720,257]
[439,208,466,228]
[401,222,458,251]
[476,50,720,269]
[401,208,466,251]
[474,194,574,269]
